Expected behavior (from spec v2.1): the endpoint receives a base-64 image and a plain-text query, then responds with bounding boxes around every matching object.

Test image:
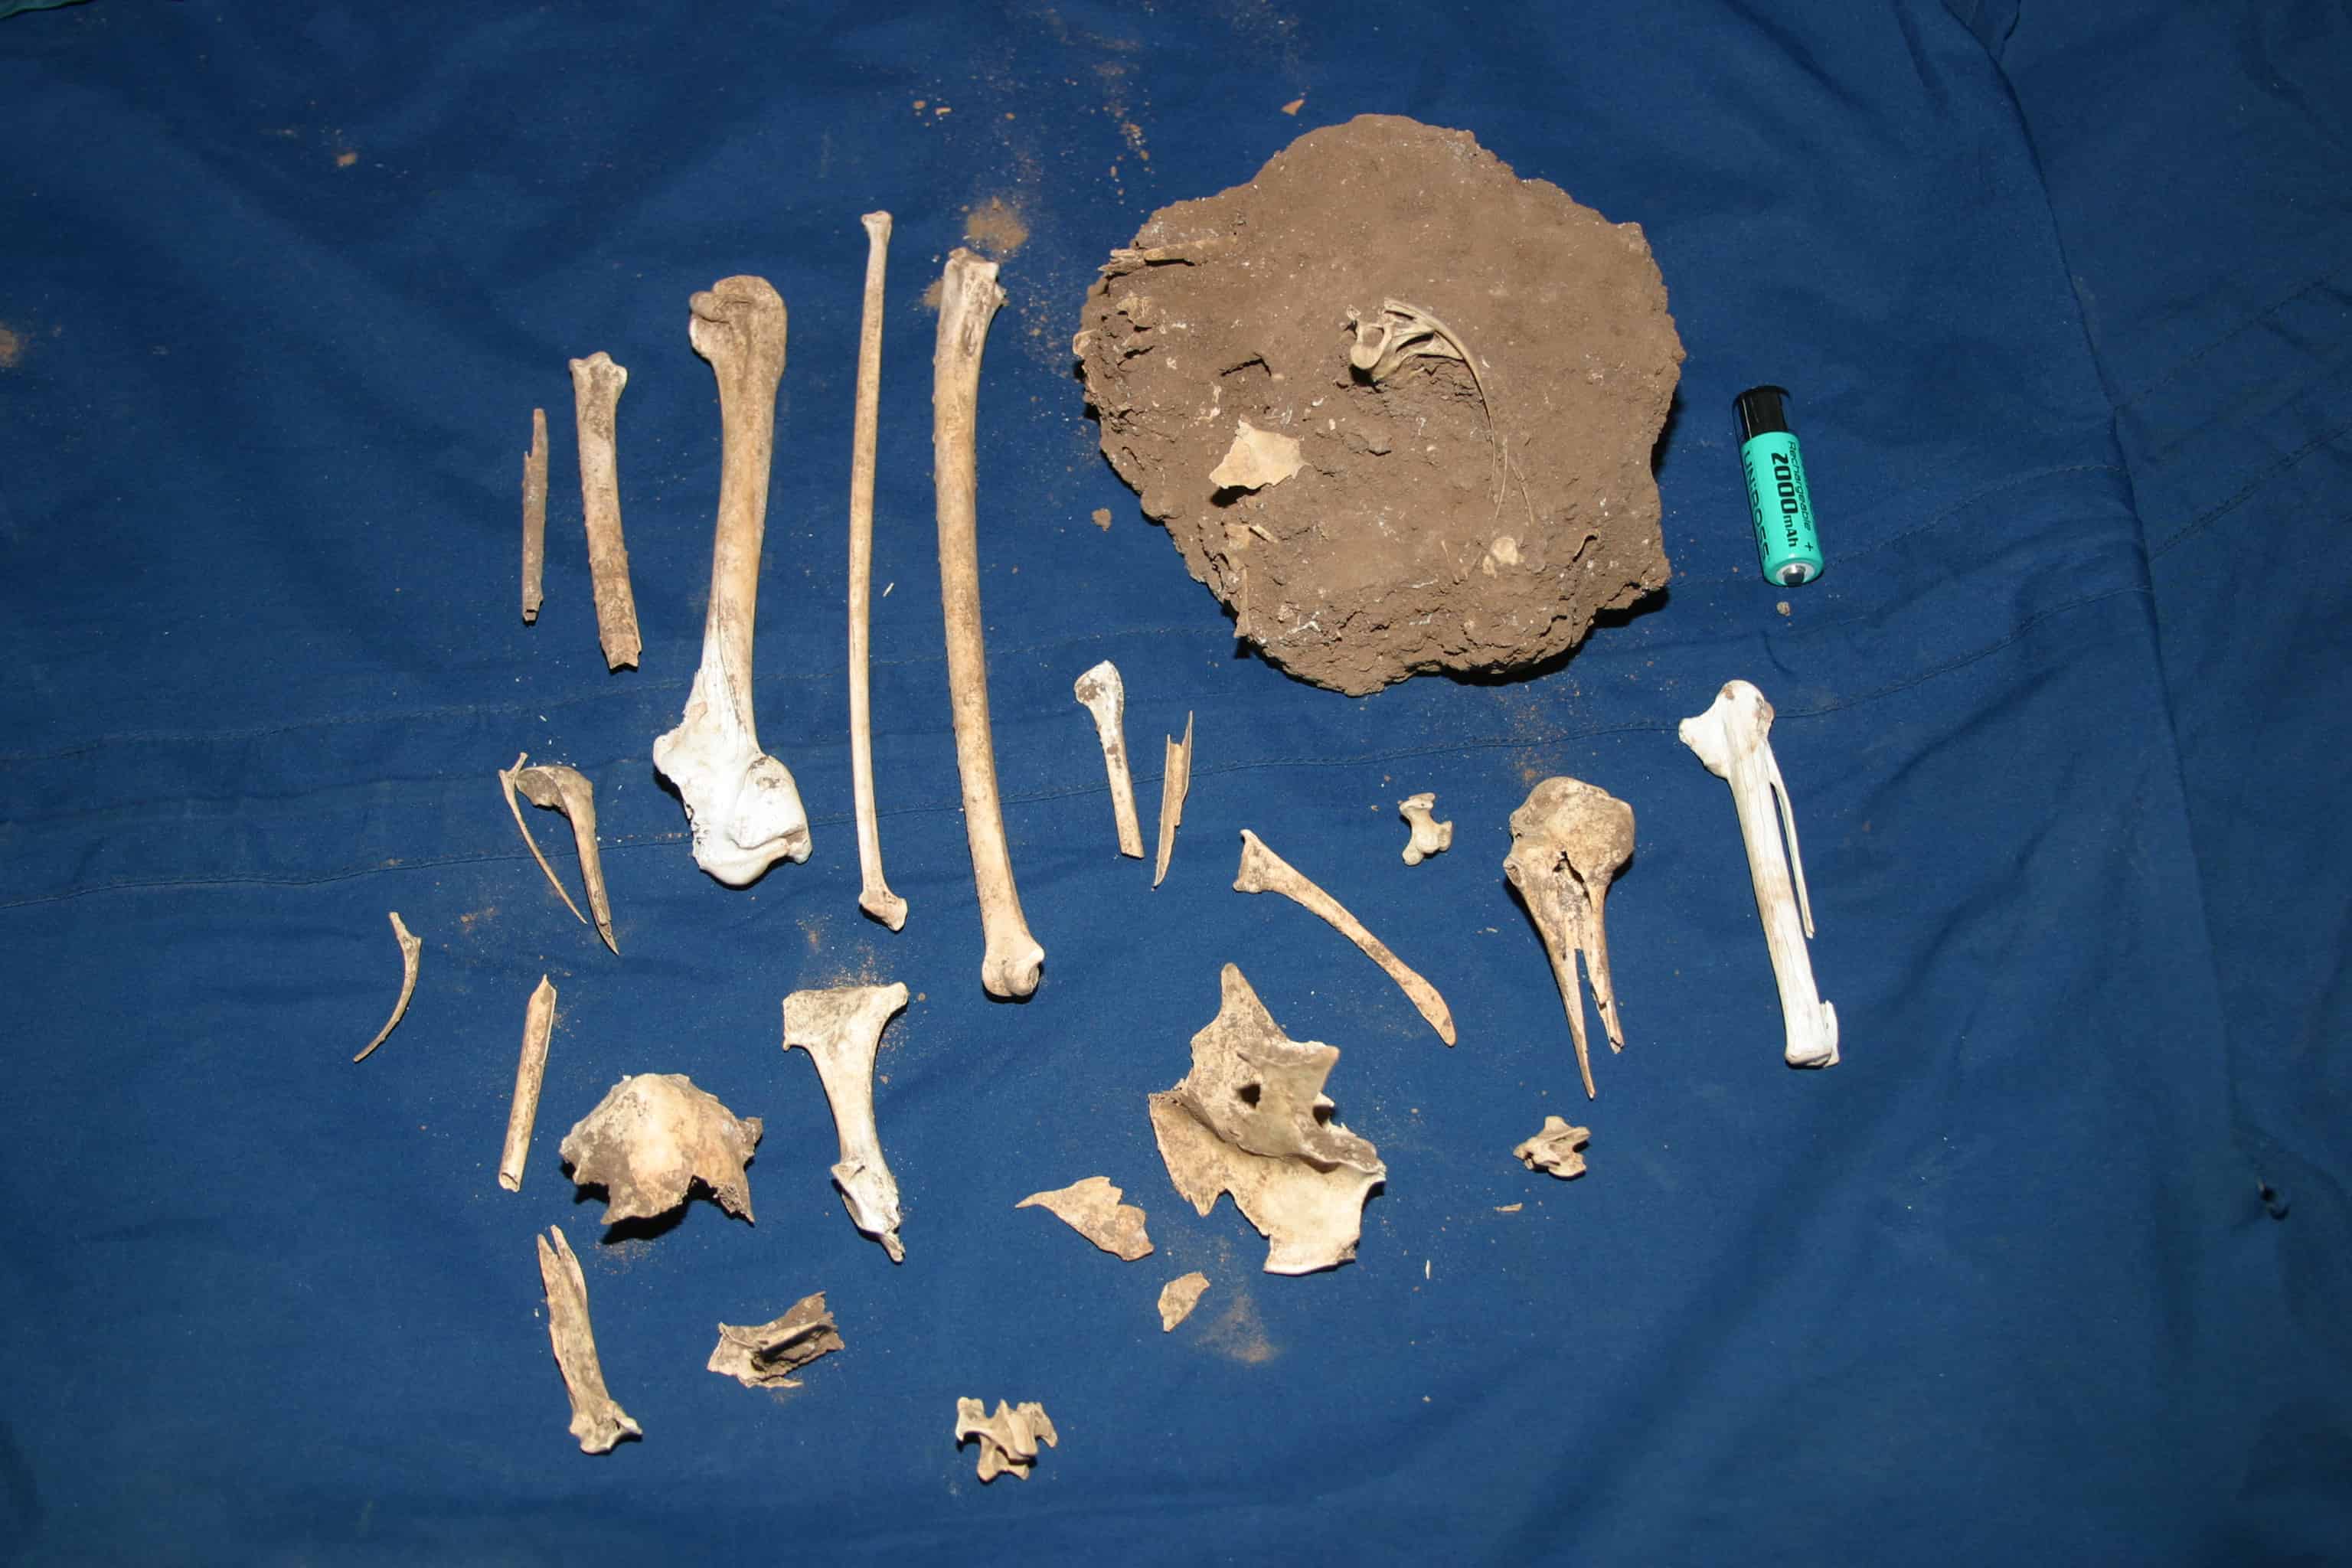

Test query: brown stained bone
[1503,776,1635,1099]
[1157,1271,1210,1331]
[955,1399,1058,1482]
[1017,1176,1154,1260]
[1152,711,1194,888]
[1399,792,1453,866]
[500,755,617,954]
[1514,1116,1590,1179]
[351,911,421,1063]
[848,213,908,932]
[782,983,908,1262]
[1233,829,1456,1045]
[1073,661,1144,858]
[521,407,547,622]
[498,975,558,1193]
[559,1073,763,1227]
[933,248,1044,997]
[567,352,641,670]
[536,1225,641,1453]
[707,1292,843,1389]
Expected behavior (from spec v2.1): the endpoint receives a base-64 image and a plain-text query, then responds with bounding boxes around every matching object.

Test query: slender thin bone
[498,975,557,1192]
[933,248,1043,997]
[1503,776,1635,1099]
[521,407,547,622]
[351,911,421,1062]
[1399,792,1453,866]
[708,1292,842,1389]
[1679,680,1839,1068]
[955,1398,1057,1482]
[1152,711,1194,889]
[535,1225,641,1454]
[847,212,908,931]
[510,761,618,956]
[653,276,812,886]
[500,751,587,927]
[1233,830,1456,1045]
[567,352,641,670]
[1073,661,1143,858]
[782,982,909,1262]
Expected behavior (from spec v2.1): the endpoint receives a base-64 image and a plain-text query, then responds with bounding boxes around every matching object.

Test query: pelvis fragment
[1503,776,1634,1099]
[560,1073,763,1227]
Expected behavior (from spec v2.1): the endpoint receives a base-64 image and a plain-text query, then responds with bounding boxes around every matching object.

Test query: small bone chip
[1514,1116,1590,1180]
[956,1397,1058,1482]
[1209,418,1303,491]
[560,1073,763,1226]
[1017,1176,1154,1260]
[707,1292,844,1389]
[1157,1271,1211,1331]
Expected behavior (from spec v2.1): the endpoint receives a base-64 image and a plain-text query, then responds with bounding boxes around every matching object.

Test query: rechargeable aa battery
[1735,385,1824,586]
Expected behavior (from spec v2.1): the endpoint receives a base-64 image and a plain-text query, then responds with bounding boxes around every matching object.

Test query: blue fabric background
[2,1,2345,1560]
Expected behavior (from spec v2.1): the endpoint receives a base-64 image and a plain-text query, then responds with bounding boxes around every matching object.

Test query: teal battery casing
[1734,387,1824,586]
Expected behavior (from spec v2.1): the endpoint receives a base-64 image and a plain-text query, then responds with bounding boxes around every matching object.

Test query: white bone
[1398,792,1453,865]
[848,212,907,931]
[1514,1116,1590,1179]
[560,1073,763,1225]
[1153,710,1194,888]
[1209,418,1303,490]
[1157,1271,1210,1331]
[1017,1175,1153,1259]
[351,910,420,1063]
[498,975,557,1192]
[955,1398,1057,1482]
[1073,661,1144,858]
[536,1225,640,1453]
[1503,776,1634,1098]
[501,754,618,955]
[1234,829,1456,1045]
[707,1292,841,1389]
[521,407,547,622]
[567,352,641,669]
[782,982,908,1262]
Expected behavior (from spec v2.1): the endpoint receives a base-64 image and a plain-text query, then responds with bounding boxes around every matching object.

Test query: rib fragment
[955,1399,1057,1482]
[521,407,547,622]
[568,351,641,670]
[1017,1176,1153,1260]
[536,1225,641,1453]
[351,911,421,1063]
[498,975,557,1192]
[782,983,908,1262]
[500,753,617,954]
[1152,710,1194,888]
[1514,1116,1590,1179]
[1073,661,1144,858]
[707,1292,843,1389]
[559,1073,763,1226]
[1233,829,1455,1045]
[1502,776,1635,1098]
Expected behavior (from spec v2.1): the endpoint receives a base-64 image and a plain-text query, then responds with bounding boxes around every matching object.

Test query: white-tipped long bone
[933,248,1044,997]
[1234,829,1457,1045]
[848,213,907,931]
[1679,680,1838,1068]
[567,352,642,669]
[1073,661,1144,858]
[782,982,909,1263]
[653,276,812,886]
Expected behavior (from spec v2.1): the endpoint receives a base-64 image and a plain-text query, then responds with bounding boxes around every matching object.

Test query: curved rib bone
[848,213,907,931]
[1073,661,1144,858]
[351,911,420,1063]
[567,352,641,669]
[1233,829,1456,1045]
[1503,776,1634,1099]
[782,982,909,1262]
[653,276,812,886]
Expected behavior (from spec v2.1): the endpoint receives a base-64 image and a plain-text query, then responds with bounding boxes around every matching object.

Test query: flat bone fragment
[1152,710,1194,888]
[1679,680,1840,1069]
[848,212,907,931]
[567,351,642,670]
[1208,417,1303,491]
[1233,829,1456,1045]
[498,975,558,1193]
[1147,964,1387,1274]
[536,1225,641,1453]
[955,1398,1057,1482]
[521,407,547,622]
[1073,661,1145,858]
[1502,776,1635,1099]
[500,755,618,955]
[934,250,1045,998]
[782,983,908,1262]
[653,276,812,886]
[351,911,421,1063]
[1514,1116,1590,1179]
[1398,792,1453,866]
[1157,1271,1210,1331]
[1017,1175,1154,1260]
[559,1073,763,1226]
[707,1292,843,1389]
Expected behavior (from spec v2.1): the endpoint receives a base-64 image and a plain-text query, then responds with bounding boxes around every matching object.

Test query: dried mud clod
[1018,1176,1155,1260]
[708,1292,844,1389]
[559,1073,763,1227]
[956,1398,1058,1482]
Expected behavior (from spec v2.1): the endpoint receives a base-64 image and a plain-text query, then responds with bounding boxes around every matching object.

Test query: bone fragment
[499,751,586,928]
[933,248,1043,996]
[1398,792,1452,865]
[1209,418,1303,491]
[536,1225,640,1453]
[1233,829,1456,1045]
[1017,1175,1154,1260]
[1073,661,1143,858]
[560,1073,763,1226]
[1152,711,1194,888]
[653,276,812,886]
[847,213,908,931]
[1503,776,1635,1099]
[1514,1116,1590,1179]
[1157,1271,1210,1331]
[955,1398,1057,1482]
[351,911,421,1063]
[1148,964,1387,1274]
[567,352,641,670]
[782,982,908,1262]
[1680,680,1839,1069]
[498,975,558,1192]
[707,1292,843,1389]
[499,754,617,954]
[521,407,547,622]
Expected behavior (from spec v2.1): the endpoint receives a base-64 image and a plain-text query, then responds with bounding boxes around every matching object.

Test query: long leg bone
[847,213,908,931]
[351,911,420,1063]
[521,407,547,622]
[933,248,1043,996]
[782,982,908,1262]
[1152,711,1194,888]
[1233,829,1456,1045]
[1399,792,1453,865]
[567,352,642,670]
[536,1225,641,1453]
[1503,776,1635,1099]
[1679,680,1839,1068]
[653,276,812,886]
[499,754,617,954]
[1073,661,1144,858]
[498,975,557,1192]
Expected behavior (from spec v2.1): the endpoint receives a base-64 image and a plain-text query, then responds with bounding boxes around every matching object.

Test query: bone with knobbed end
[351,911,420,1063]
[955,1398,1057,1482]
[1680,679,1839,1069]
[1233,829,1456,1045]
[782,982,909,1263]
[498,975,558,1192]
[1152,711,1194,888]
[521,407,547,622]
[1073,661,1144,858]
[499,754,618,955]
[567,352,641,670]
[652,276,812,887]
[848,212,907,931]
[1503,776,1635,1099]
[1398,792,1452,866]
[707,1292,842,1389]
[933,247,1044,996]
[1514,1116,1590,1179]
[536,1225,640,1453]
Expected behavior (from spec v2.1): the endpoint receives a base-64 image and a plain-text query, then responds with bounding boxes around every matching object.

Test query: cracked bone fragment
[1234,829,1456,1045]
[1073,662,1144,858]
[501,755,618,955]
[1680,680,1839,1069]
[351,911,420,1063]
[782,982,908,1262]
[1398,792,1453,865]
[1017,1176,1154,1260]
[848,212,907,932]
[933,249,1044,997]
[1514,1116,1591,1179]
[1152,710,1194,888]
[1503,776,1635,1099]
[498,975,558,1192]
[1148,964,1387,1274]
[653,276,812,886]
[536,1225,640,1453]
[955,1398,1057,1482]
[1209,417,1303,491]
[1157,1271,1210,1331]
[521,407,547,622]
[708,1292,843,1389]
[567,352,641,670]
[559,1073,763,1226]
